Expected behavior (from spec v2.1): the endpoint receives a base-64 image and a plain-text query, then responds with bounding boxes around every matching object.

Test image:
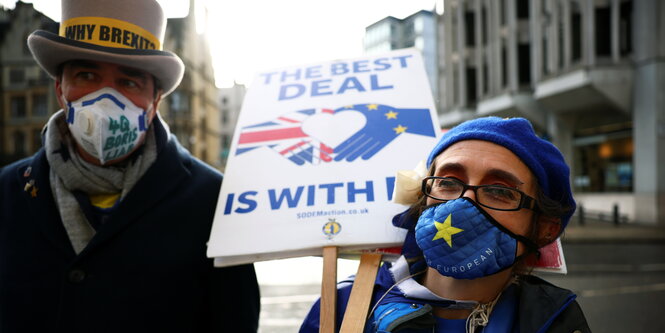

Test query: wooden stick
[339,253,382,333]
[320,246,338,333]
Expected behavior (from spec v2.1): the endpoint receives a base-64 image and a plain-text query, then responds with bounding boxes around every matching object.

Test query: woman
[300,116,591,332]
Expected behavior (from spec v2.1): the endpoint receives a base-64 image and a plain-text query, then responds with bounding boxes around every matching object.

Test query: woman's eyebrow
[436,163,525,186]
[485,168,525,186]
[435,162,465,175]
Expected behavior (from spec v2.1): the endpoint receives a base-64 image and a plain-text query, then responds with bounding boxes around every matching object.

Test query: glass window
[465,11,475,46]
[517,0,529,19]
[13,131,26,156]
[571,1,582,62]
[518,43,531,86]
[32,129,42,151]
[222,109,230,125]
[32,94,48,117]
[466,67,477,105]
[11,96,27,118]
[574,136,633,192]
[9,68,24,84]
[414,17,423,33]
[415,36,424,50]
[595,6,611,57]
[169,91,190,113]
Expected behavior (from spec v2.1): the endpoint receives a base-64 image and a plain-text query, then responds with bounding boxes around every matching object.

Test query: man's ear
[536,215,562,246]
[149,91,162,121]
[54,80,64,109]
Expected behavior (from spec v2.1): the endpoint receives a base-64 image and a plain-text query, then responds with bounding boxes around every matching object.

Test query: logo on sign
[322,219,342,239]
[235,104,436,165]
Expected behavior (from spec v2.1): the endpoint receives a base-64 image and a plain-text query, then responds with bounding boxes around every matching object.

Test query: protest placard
[207,48,441,267]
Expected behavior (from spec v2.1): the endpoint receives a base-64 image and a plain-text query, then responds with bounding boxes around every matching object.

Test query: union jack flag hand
[235,109,334,165]
[235,104,436,165]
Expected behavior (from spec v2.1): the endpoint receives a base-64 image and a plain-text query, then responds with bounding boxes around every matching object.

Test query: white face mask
[63,87,152,165]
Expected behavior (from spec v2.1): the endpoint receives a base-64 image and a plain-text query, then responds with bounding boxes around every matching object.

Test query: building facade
[161,0,222,168]
[440,0,663,225]
[0,1,58,166]
[218,82,246,170]
[0,0,222,169]
[364,10,439,102]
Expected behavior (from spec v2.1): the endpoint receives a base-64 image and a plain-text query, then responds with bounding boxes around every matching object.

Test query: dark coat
[0,130,260,332]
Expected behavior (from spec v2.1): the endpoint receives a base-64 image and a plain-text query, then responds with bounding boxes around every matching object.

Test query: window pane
[13,131,26,156]
[10,68,24,84]
[33,94,48,117]
[11,96,27,118]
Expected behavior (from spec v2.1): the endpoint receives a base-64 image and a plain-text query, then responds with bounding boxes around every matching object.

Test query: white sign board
[207,49,441,267]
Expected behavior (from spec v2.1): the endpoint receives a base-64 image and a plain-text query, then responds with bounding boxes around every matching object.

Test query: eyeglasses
[421,177,538,211]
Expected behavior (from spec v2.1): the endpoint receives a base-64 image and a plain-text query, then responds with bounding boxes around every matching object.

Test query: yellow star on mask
[432,214,464,247]
[367,104,379,110]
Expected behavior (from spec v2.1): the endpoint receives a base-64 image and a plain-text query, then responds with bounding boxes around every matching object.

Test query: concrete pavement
[562,219,665,243]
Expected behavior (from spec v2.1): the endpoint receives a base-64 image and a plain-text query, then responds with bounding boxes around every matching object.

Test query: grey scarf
[44,110,164,254]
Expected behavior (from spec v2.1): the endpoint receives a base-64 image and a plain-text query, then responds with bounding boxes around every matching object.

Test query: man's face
[429,140,538,256]
[56,59,160,117]
[55,60,162,165]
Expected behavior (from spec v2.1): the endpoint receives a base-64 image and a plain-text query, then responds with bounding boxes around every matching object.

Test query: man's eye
[121,79,139,88]
[76,72,96,80]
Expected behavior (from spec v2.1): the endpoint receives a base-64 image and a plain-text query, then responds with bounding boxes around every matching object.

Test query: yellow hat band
[59,16,161,50]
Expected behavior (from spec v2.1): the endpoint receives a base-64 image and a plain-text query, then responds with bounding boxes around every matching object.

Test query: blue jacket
[0,120,260,332]
[301,208,590,333]
[300,256,590,332]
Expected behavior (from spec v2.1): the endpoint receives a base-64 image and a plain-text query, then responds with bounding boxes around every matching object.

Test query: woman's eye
[436,179,461,192]
[485,187,517,200]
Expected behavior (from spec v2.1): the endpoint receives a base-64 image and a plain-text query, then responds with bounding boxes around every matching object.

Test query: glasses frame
[421,176,538,212]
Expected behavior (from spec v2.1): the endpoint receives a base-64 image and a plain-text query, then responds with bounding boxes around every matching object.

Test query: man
[300,117,590,332]
[0,0,260,331]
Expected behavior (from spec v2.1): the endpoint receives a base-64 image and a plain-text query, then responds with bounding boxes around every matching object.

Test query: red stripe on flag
[238,127,308,144]
[320,143,333,154]
[320,143,333,162]
[279,141,308,154]
[322,109,334,114]
[278,116,300,123]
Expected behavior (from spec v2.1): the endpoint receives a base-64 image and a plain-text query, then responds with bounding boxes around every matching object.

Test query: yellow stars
[344,105,355,109]
[366,104,379,110]
[385,110,398,119]
[432,214,464,247]
[393,125,407,134]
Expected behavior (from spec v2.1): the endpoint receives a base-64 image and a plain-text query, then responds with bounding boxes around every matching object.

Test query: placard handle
[320,246,338,333]
[339,253,382,333]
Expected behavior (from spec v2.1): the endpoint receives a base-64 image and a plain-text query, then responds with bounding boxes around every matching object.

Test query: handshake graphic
[235,104,436,165]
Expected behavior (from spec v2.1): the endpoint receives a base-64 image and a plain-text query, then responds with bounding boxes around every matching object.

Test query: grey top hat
[27,0,185,96]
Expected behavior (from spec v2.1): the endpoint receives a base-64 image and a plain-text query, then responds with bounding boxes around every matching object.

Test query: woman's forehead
[432,140,536,185]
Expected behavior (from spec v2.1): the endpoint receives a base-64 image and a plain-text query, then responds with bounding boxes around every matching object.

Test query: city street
[258,241,665,332]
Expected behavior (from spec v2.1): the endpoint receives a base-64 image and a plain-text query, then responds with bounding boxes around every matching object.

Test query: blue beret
[426,117,576,229]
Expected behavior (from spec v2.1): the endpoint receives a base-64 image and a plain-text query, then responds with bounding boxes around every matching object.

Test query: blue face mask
[415,198,539,280]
